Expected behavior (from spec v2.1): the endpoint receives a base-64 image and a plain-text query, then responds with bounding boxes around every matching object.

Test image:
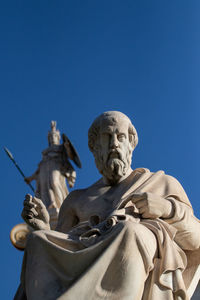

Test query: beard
[94,146,132,184]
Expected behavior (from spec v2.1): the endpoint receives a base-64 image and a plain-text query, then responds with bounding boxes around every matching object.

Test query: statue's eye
[118,134,126,141]
[101,133,111,142]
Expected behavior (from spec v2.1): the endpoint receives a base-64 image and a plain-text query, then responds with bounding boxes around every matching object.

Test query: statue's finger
[22,207,33,215]
[129,193,145,203]
[23,205,37,215]
[25,194,32,201]
[22,207,38,218]
[21,209,33,221]
[23,199,35,207]
[138,206,147,215]
[141,211,150,219]
[30,207,38,217]
[134,199,146,208]
[32,197,45,209]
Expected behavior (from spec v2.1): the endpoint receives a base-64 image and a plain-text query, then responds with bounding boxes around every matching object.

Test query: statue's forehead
[100,117,129,132]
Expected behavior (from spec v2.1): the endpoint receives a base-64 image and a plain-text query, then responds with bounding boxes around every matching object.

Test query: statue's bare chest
[74,185,126,222]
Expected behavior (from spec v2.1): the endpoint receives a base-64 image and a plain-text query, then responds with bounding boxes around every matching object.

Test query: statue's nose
[110,135,119,149]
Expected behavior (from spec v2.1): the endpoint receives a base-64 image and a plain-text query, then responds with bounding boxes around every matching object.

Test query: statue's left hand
[129,192,173,219]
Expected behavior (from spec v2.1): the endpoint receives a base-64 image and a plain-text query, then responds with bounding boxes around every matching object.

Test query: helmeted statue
[24,121,81,229]
[15,111,200,300]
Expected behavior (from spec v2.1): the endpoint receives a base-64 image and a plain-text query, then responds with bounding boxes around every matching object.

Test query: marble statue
[24,121,81,229]
[15,111,200,300]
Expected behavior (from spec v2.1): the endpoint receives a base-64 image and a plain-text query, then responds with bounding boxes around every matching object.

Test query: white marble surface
[16,112,200,300]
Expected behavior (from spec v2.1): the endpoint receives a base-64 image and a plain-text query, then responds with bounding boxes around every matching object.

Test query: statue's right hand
[21,194,50,230]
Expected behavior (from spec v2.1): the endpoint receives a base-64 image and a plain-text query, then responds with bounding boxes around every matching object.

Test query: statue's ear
[89,132,100,153]
[129,133,138,149]
[129,134,134,149]
[88,137,94,152]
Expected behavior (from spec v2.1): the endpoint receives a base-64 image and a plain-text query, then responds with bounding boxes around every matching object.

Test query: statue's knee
[122,221,157,253]
[122,220,140,240]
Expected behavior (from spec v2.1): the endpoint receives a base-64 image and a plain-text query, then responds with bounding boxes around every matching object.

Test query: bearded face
[93,120,133,184]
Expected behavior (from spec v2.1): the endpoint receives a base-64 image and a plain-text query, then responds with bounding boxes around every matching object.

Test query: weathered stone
[15,111,200,300]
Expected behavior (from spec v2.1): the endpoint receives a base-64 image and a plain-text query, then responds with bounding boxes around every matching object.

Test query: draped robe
[15,168,200,300]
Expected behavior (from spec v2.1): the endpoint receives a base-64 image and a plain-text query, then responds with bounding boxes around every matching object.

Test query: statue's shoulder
[136,167,181,183]
[64,188,86,203]
[134,167,186,191]
[153,170,183,186]
[58,189,86,216]
[141,168,192,206]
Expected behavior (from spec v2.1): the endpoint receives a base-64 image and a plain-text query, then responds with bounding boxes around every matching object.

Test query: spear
[4,147,35,192]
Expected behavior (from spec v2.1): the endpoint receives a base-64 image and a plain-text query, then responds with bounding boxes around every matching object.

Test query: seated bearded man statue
[15,111,200,300]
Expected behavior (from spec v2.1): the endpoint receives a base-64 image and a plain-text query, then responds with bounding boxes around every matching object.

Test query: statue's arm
[24,168,39,184]
[21,190,81,233]
[56,190,82,233]
[60,158,76,188]
[163,198,200,250]
[159,175,200,250]
[129,174,200,250]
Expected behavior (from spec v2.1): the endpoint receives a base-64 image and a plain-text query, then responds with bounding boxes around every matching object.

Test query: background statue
[24,121,81,229]
[16,111,200,300]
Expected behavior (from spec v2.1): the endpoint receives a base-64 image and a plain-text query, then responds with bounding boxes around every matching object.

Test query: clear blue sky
[1,1,200,298]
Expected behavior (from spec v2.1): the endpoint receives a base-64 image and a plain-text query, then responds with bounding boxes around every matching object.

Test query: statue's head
[88,111,138,184]
[48,121,61,146]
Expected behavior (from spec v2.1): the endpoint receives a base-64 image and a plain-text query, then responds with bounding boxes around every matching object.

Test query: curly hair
[88,111,138,152]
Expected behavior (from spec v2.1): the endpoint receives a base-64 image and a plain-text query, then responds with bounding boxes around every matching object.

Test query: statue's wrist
[162,199,175,219]
[44,223,50,230]
[32,221,50,231]
[42,221,50,230]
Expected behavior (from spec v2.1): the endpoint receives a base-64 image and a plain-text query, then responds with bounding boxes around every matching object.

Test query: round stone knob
[10,223,33,251]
